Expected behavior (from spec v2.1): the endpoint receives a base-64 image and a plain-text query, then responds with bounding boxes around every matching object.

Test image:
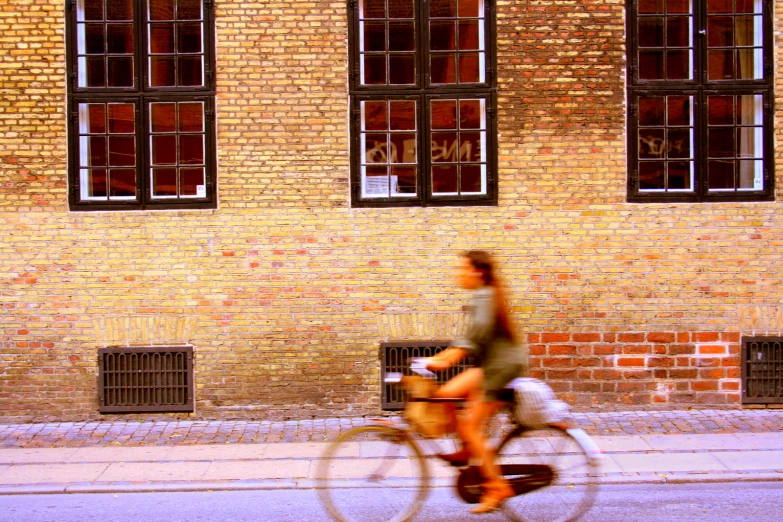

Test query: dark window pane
[86,104,106,133]
[150,0,175,21]
[666,50,690,79]
[178,0,201,20]
[639,129,665,158]
[181,167,205,195]
[667,129,691,158]
[179,103,204,132]
[708,17,733,47]
[707,0,733,14]
[708,160,735,189]
[180,135,204,164]
[459,53,480,82]
[389,100,416,130]
[361,0,386,19]
[150,24,175,53]
[389,0,414,18]
[638,161,665,189]
[86,136,107,166]
[150,56,176,86]
[430,0,456,18]
[667,0,691,14]
[364,134,388,163]
[638,18,664,47]
[107,0,132,21]
[363,101,387,131]
[638,50,664,79]
[735,16,757,45]
[708,49,734,79]
[108,103,135,133]
[432,132,458,162]
[432,165,458,192]
[709,128,735,157]
[667,96,691,126]
[708,95,734,125]
[83,0,105,21]
[107,56,134,86]
[460,100,482,129]
[668,161,691,189]
[431,54,456,83]
[389,22,414,51]
[109,169,136,196]
[458,0,480,17]
[431,100,457,129]
[84,24,105,54]
[152,135,177,165]
[736,0,758,13]
[459,21,480,49]
[178,22,203,53]
[389,55,415,84]
[108,136,136,166]
[86,56,106,86]
[107,24,133,54]
[151,103,177,132]
[460,132,482,162]
[178,56,203,86]
[639,97,665,126]
[363,55,386,84]
[153,168,178,196]
[392,166,416,194]
[639,0,664,14]
[87,169,107,197]
[431,21,456,50]
[461,165,482,192]
[363,22,386,52]
[390,133,416,163]
[667,17,690,47]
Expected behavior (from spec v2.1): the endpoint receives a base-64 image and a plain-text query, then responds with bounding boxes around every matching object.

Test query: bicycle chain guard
[455,464,555,504]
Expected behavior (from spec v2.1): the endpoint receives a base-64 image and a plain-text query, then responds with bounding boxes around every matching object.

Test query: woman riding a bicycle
[425,250,528,514]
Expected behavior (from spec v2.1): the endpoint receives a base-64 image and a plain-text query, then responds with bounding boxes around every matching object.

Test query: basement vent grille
[98,345,194,413]
[380,341,474,410]
[742,337,783,404]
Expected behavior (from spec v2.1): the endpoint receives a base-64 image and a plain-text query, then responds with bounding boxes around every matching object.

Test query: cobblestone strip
[0,409,781,448]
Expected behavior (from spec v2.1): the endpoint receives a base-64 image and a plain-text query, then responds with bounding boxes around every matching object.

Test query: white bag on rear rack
[509,377,569,429]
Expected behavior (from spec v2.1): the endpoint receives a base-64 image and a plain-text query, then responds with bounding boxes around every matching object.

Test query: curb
[0,472,781,496]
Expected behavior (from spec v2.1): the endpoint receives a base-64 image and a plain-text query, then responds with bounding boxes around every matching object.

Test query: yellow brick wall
[0,0,782,421]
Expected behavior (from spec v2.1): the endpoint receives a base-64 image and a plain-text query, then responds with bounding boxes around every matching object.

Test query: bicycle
[316,360,603,522]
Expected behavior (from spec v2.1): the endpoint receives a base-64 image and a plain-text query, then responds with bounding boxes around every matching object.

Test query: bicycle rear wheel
[495,425,600,522]
[316,425,430,522]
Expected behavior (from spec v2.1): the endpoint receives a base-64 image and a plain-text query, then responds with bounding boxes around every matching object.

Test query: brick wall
[1,0,782,422]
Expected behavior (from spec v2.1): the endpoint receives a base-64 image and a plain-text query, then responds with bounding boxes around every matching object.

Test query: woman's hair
[462,250,517,343]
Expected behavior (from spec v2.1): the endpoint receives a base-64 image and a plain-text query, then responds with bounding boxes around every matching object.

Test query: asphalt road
[0,482,780,522]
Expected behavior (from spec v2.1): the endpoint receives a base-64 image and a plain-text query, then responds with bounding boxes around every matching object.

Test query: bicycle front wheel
[316,425,430,522]
[495,425,600,522]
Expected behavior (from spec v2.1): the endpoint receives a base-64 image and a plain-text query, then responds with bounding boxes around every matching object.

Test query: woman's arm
[426,347,468,371]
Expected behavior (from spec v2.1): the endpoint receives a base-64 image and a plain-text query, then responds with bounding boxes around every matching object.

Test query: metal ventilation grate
[742,337,783,404]
[98,345,194,413]
[380,341,475,410]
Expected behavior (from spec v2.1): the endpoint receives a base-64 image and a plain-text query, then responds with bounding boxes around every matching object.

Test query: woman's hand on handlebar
[426,358,451,372]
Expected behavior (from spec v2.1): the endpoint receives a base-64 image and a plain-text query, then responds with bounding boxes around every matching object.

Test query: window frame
[348,0,498,208]
[626,0,774,203]
[65,0,217,211]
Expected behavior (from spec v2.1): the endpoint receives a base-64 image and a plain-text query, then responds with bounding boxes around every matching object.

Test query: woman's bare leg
[432,368,483,456]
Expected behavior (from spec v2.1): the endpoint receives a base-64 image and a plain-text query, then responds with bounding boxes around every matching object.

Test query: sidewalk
[0,409,781,495]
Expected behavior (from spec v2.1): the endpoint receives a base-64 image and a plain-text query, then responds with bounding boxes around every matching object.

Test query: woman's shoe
[470,479,514,514]
[436,448,470,467]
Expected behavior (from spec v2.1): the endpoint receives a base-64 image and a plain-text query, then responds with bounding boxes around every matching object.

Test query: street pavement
[0,409,780,495]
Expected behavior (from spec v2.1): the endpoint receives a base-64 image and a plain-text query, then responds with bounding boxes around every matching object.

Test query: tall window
[349,0,497,207]
[627,0,773,202]
[66,0,216,211]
